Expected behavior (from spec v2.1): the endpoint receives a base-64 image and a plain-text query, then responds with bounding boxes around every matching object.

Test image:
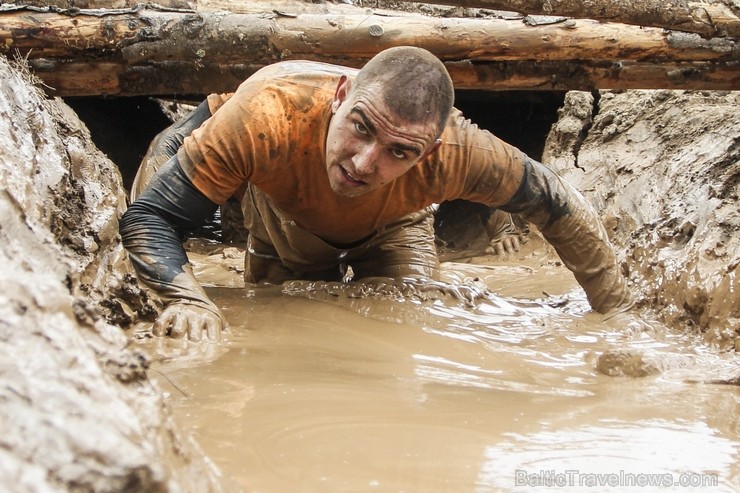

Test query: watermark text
[515,469,719,488]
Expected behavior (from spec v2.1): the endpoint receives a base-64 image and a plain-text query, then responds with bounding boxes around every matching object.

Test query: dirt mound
[544,89,739,350]
[0,57,233,492]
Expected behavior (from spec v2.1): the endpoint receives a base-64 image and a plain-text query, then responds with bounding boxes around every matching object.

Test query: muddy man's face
[325,76,441,197]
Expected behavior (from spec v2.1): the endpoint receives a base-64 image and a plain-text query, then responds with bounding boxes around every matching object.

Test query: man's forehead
[348,87,438,145]
[352,103,436,150]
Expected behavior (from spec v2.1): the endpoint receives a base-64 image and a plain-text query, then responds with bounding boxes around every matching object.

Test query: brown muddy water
[137,239,739,492]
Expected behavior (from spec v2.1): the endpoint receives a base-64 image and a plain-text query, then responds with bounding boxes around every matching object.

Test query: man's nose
[352,143,380,175]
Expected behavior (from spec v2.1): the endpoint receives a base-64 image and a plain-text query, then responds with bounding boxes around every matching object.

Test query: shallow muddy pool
[138,240,739,492]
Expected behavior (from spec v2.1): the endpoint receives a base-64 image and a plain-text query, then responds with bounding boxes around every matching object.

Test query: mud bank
[544,90,739,350]
[0,57,235,492]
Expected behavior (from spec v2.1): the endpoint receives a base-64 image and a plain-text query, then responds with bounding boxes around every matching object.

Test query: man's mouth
[340,165,367,186]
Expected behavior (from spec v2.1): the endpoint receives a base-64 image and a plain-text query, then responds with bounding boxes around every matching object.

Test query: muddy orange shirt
[178,61,525,245]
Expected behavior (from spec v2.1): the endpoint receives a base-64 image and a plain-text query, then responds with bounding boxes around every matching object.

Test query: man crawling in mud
[120,46,633,341]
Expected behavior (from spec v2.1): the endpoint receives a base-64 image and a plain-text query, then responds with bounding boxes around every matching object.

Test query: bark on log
[398,0,740,39]
[34,59,739,96]
[10,0,740,38]
[0,5,738,96]
[11,0,370,14]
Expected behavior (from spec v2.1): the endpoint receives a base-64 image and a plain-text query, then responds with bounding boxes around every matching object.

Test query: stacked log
[0,2,737,95]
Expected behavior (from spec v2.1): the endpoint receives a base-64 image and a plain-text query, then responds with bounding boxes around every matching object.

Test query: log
[2,5,736,62]
[0,5,738,96]
[397,0,740,39]
[447,59,740,91]
[11,0,378,15]
[10,0,740,38]
[34,59,740,96]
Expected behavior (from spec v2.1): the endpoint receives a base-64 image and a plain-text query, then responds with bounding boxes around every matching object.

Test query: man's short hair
[354,46,454,138]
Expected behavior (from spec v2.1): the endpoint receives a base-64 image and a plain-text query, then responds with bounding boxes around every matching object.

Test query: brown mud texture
[543,89,739,350]
[0,39,738,493]
[0,57,237,492]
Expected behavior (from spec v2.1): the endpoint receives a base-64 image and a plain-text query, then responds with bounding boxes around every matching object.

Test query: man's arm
[130,99,212,201]
[120,157,224,340]
[499,157,633,313]
[438,110,633,313]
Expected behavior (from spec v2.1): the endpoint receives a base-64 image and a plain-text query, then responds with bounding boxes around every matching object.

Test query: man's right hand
[484,209,528,256]
[153,303,224,342]
[485,232,524,256]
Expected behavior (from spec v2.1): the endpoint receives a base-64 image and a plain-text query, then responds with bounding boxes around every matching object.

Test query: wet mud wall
[0,57,234,492]
[544,90,739,350]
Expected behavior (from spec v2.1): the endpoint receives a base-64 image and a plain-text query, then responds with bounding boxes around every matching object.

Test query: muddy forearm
[543,204,634,313]
[501,158,633,313]
[120,157,221,315]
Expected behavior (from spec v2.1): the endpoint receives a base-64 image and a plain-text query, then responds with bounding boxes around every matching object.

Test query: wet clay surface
[0,58,227,492]
[138,240,740,492]
[543,90,740,349]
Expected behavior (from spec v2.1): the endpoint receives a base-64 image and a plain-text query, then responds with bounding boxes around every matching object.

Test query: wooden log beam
[31,59,740,96]
[2,6,736,62]
[0,5,738,96]
[397,0,740,39]
[10,0,740,38]
[447,59,740,90]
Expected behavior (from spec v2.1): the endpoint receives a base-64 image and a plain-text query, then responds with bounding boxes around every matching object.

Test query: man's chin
[327,164,373,197]
[331,183,371,198]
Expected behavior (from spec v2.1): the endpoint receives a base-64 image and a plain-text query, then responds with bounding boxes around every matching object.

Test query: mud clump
[597,349,740,384]
[596,350,661,377]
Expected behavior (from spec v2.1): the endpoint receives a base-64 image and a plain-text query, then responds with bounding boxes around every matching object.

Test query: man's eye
[391,149,408,160]
[354,122,368,134]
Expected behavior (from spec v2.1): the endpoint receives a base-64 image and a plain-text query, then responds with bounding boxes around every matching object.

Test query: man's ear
[421,139,443,160]
[332,75,351,114]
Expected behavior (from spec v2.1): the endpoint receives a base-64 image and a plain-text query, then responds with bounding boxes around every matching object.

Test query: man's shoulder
[224,60,351,119]
[240,60,358,91]
[258,60,358,77]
